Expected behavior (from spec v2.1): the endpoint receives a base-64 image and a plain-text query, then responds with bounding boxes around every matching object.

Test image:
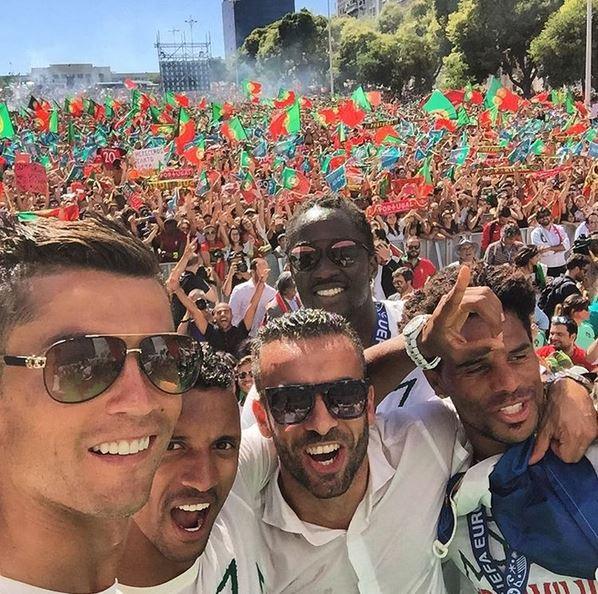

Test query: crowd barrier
[397,223,579,270]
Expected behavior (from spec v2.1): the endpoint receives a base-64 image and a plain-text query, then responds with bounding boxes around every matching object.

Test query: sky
[0,0,330,75]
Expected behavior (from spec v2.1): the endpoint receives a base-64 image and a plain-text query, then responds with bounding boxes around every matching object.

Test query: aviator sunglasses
[264,379,369,425]
[2,333,202,404]
[288,239,370,273]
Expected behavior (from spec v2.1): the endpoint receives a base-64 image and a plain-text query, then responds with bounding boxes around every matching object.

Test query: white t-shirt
[238,401,468,593]
[530,224,570,269]
[120,486,268,594]
[446,445,598,593]
[229,279,276,337]
[0,577,120,594]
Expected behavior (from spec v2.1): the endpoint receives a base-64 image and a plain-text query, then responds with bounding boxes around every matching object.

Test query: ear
[366,385,376,425]
[253,397,274,438]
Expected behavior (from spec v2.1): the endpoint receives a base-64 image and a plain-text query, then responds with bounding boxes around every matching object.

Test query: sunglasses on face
[237,370,253,380]
[2,334,202,404]
[288,240,370,273]
[264,379,369,425]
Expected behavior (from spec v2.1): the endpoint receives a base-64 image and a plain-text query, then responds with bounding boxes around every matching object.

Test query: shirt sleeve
[229,285,246,327]
[238,424,279,496]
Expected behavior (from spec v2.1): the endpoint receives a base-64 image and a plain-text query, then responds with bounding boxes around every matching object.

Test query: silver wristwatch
[403,314,441,370]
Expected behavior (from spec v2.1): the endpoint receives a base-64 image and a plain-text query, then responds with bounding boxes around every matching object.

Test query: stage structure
[155,30,212,93]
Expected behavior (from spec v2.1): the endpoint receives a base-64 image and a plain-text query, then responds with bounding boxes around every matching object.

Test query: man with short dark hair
[538,253,590,318]
[0,216,202,593]
[119,346,267,593]
[481,206,511,252]
[537,317,596,371]
[530,207,570,276]
[400,237,436,289]
[484,222,523,266]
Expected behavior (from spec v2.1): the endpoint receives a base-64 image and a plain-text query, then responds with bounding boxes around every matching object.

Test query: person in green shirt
[555,294,595,350]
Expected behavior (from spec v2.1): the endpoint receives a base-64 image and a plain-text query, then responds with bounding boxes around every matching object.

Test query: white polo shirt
[229,279,277,337]
[530,224,570,269]
[120,485,268,594]
[238,401,468,593]
[445,445,598,593]
[0,578,120,594]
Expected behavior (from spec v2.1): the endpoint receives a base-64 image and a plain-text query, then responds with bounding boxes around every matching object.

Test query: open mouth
[89,436,153,456]
[495,400,531,424]
[305,443,342,467]
[314,287,345,298]
[170,503,211,533]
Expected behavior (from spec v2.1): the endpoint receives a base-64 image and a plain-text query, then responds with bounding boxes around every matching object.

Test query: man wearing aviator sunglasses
[0,216,201,594]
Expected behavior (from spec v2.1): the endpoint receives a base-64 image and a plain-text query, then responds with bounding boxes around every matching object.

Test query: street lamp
[584,0,593,107]
[327,0,335,97]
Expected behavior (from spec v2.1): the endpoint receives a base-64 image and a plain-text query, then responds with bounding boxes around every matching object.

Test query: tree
[240,10,329,86]
[438,49,475,87]
[447,0,564,97]
[530,0,598,88]
[377,1,405,33]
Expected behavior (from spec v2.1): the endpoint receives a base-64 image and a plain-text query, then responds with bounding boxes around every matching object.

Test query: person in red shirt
[536,316,595,371]
[480,206,512,253]
[400,237,436,289]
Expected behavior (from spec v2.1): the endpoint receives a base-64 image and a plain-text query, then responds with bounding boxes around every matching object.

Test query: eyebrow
[455,350,492,369]
[509,342,532,356]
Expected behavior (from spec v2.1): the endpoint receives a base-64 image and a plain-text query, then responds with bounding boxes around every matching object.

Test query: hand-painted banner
[132,147,166,172]
[158,167,196,180]
[15,162,48,194]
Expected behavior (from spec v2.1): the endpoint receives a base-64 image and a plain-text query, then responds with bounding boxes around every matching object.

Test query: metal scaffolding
[155,32,212,93]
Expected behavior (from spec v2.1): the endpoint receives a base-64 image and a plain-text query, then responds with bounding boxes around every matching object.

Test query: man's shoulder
[536,345,555,357]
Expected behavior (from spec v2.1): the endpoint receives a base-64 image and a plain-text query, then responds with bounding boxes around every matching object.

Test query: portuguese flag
[175,108,196,154]
[17,204,80,222]
[0,103,15,139]
[242,80,262,99]
[274,89,296,109]
[221,116,248,142]
[211,102,222,123]
[281,167,310,194]
[269,102,301,139]
[351,86,372,112]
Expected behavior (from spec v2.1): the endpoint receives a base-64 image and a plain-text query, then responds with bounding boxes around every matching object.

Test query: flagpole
[327,0,335,98]
[585,0,593,107]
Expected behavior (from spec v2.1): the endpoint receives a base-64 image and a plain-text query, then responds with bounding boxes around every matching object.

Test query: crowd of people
[0,81,596,594]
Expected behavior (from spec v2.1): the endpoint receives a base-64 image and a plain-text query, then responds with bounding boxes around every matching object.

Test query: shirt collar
[261,424,396,546]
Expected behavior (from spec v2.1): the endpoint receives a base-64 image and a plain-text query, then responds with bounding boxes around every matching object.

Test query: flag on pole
[281,167,310,194]
[0,103,15,139]
[221,116,248,142]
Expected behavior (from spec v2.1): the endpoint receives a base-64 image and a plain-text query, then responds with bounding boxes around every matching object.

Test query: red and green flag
[242,80,262,99]
[273,89,296,109]
[0,103,15,139]
[211,102,223,123]
[196,170,209,195]
[423,90,457,119]
[16,204,79,222]
[351,86,372,112]
[239,149,252,169]
[484,76,502,108]
[269,102,301,139]
[175,108,196,154]
[281,167,310,194]
[221,116,248,142]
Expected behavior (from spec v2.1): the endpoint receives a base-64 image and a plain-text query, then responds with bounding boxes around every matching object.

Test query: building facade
[337,0,395,18]
[222,0,296,57]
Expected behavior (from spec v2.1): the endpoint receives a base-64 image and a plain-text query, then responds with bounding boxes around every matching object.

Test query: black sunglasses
[2,334,202,404]
[264,379,369,425]
[288,239,370,272]
[237,370,253,380]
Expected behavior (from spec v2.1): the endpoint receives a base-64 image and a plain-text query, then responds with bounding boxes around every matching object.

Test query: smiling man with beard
[119,345,267,594]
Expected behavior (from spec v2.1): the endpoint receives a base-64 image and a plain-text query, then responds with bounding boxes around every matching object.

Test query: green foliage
[447,0,564,97]
[530,0,597,87]
[377,2,405,33]
[438,50,475,87]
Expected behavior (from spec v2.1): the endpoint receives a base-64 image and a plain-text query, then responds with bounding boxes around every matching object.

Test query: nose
[181,450,219,493]
[304,394,338,436]
[489,358,520,397]
[103,353,168,417]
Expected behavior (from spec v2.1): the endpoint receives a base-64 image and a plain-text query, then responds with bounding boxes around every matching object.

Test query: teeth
[91,436,151,455]
[306,443,340,456]
[176,503,210,512]
[500,403,524,415]
[316,287,344,297]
